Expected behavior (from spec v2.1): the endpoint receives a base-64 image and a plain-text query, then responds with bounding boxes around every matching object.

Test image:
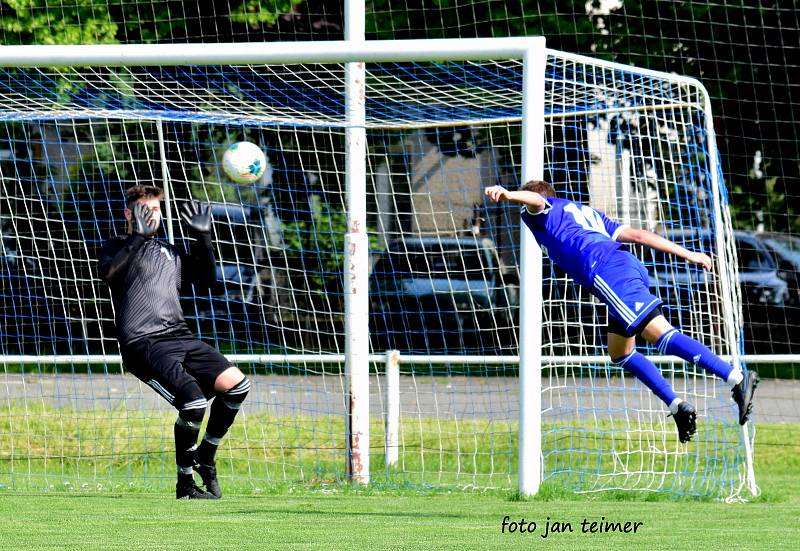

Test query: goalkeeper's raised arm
[180,200,216,290]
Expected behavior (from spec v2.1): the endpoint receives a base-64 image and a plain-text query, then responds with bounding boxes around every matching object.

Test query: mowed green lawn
[0,423,797,551]
[0,487,797,550]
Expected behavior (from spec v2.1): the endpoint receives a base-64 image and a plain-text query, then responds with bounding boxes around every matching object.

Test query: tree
[365,0,798,231]
[599,1,799,231]
[0,0,118,45]
[0,0,311,45]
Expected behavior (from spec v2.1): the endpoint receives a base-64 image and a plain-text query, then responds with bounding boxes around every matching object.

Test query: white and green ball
[222,141,267,184]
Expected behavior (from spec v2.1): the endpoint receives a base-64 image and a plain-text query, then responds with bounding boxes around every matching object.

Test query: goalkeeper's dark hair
[519,180,556,198]
[125,185,163,208]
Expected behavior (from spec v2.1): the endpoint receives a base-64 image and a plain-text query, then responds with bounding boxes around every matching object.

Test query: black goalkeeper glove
[132,202,158,237]
[181,201,212,234]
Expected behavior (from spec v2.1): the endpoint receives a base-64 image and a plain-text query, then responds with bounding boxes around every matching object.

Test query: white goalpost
[0,37,754,499]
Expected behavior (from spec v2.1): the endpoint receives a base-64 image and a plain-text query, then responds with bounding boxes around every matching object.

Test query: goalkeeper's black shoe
[669,402,697,444]
[194,462,222,499]
[176,474,217,500]
[732,370,760,425]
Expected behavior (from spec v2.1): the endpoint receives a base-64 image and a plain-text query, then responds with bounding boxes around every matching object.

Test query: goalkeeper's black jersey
[98,233,215,345]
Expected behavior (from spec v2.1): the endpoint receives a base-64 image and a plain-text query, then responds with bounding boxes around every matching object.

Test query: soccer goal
[0,38,753,499]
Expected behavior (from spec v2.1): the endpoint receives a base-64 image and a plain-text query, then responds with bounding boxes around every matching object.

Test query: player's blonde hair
[519,180,556,198]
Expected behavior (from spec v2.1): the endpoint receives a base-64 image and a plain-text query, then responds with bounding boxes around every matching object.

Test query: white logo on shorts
[635,301,644,312]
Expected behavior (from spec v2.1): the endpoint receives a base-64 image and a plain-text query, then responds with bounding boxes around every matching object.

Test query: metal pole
[518,41,547,496]
[156,120,174,244]
[0,38,547,67]
[385,350,400,467]
[343,0,369,485]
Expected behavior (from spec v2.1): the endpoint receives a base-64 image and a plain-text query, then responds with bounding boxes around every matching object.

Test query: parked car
[754,231,800,352]
[186,202,269,346]
[755,231,800,297]
[649,229,790,354]
[0,215,57,354]
[369,236,513,353]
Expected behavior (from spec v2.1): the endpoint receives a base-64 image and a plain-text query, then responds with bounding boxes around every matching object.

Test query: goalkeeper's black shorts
[120,326,232,408]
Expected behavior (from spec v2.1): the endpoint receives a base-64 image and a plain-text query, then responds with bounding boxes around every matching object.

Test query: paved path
[2,373,797,423]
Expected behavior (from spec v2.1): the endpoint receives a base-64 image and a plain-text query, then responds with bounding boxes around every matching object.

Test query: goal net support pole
[344,0,370,484]
[518,46,547,496]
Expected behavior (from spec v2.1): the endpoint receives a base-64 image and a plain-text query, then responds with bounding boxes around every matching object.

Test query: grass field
[0,423,797,550]
[0,489,798,551]
[0,403,768,496]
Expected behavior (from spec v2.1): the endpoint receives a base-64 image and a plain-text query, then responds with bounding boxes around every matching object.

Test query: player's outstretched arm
[97,235,148,283]
[484,185,549,213]
[617,227,713,271]
[180,201,216,289]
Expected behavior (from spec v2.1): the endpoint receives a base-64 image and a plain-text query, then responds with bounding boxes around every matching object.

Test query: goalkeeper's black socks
[196,436,219,467]
[197,378,251,465]
[174,406,205,472]
[193,378,250,498]
[195,437,223,498]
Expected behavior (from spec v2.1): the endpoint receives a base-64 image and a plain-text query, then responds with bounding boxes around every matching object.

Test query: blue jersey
[520,197,627,286]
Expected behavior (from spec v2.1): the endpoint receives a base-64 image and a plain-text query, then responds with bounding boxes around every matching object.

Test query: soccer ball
[222,141,267,184]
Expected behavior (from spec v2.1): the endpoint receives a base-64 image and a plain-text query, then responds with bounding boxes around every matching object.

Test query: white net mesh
[0,48,751,498]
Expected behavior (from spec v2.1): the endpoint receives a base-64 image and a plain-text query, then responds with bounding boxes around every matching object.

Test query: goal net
[0,40,752,498]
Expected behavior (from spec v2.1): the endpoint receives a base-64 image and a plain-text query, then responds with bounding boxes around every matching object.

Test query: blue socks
[612,351,678,408]
[614,329,743,412]
[656,328,739,383]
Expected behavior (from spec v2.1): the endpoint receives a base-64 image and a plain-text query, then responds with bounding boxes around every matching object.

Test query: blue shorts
[591,249,662,336]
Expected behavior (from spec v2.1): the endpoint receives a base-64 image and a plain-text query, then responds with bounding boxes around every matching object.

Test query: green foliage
[729,176,799,233]
[229,0,303,27]
[599,2,799,231]
[0,0,306,45]
[366,0,599,45]
[190,180,257,204]
[365,1,799,232]
[65,121,157,185]
[1,1,793,232]
[281,194,383,293]
[0,0,119,45]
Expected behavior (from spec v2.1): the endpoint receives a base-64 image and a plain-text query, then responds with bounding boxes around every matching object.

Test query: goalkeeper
[485,181,758,443]
[98,185,250,499]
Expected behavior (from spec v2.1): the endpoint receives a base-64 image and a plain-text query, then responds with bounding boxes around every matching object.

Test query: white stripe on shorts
[147,379,174,403]
[594,275,636,324]
[181,399,209,410]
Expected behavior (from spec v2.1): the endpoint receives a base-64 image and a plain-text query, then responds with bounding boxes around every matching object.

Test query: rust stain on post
[349,395,364,478]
